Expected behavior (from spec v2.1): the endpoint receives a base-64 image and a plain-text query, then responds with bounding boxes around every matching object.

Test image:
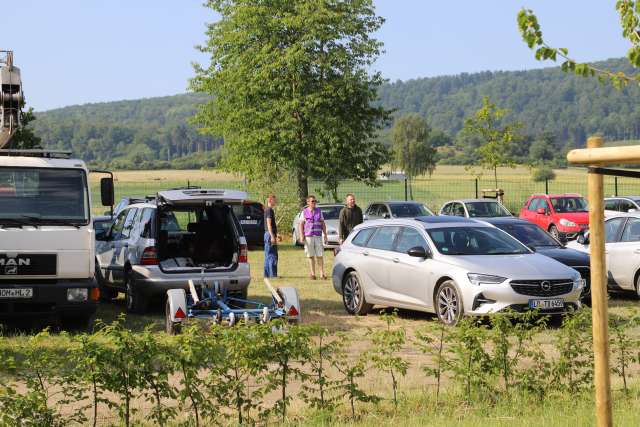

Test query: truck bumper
[0,278,98,320]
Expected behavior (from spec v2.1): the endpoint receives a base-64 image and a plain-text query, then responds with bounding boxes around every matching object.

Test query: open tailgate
[157,189,247,206]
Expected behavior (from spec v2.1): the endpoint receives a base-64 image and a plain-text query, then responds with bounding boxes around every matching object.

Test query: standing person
[339,193,363,244]
[298,195,328,280]
[263,194,278,278]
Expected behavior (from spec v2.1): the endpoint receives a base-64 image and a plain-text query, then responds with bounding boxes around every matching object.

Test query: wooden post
[586,136,613,427]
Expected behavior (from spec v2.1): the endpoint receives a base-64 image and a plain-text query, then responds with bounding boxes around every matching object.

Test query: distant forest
[32,57,640,169]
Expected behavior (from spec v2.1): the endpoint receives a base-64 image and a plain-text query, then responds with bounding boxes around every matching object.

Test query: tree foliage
[391,113,437,178]
[517,2,640,89]
[461,97,522,187]
[7,108,43,149]
[191,0,390,205]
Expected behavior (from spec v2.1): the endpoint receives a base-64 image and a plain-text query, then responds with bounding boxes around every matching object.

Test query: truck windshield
[0,167,89,225]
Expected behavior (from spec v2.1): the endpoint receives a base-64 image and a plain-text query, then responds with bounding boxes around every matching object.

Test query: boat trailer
[165,278,301,334]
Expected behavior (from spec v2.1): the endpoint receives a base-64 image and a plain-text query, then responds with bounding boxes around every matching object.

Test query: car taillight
[90,287,100,301]
[239,243,248,263]
[141,246,159,265]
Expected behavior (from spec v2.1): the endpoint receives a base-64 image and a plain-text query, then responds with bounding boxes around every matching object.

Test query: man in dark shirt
[263,194,278,277]
[339,193,363,244]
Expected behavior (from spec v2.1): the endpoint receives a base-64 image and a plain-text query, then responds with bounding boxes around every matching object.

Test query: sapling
[609,313,638,395]
[552,309,593,394]
[137,328,178,426]
[333,332,380,419]
[366,310,408,409]
[261,320,311,423]
[301,326,344,411]
[415,322,447,404]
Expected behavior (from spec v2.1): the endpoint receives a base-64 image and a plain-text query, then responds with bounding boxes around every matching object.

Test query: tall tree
[461,97,522,188]
[7,108,42,149]
[391,113,437,178]
[191,0,389,205]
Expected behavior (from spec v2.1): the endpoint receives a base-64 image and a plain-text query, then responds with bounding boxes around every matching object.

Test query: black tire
[549,225,560,240]
[95,264,118,302]
[342,271,373,315]
[435,280,463,326]
[635,272,640,300]
[165,299,182,335]
[60,312,96,333]
[125,271,148,314]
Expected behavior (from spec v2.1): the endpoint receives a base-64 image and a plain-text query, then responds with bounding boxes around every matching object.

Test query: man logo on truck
[0,258,31,266]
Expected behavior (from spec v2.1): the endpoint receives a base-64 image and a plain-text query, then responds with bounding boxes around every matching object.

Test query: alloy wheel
[343,274,360,313]
[437,282,461,325]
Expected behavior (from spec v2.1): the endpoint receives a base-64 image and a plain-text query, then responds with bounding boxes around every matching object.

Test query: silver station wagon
[332,216,583,325]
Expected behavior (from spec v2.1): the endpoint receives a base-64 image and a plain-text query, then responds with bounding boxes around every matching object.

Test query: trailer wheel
[165,299,182,335]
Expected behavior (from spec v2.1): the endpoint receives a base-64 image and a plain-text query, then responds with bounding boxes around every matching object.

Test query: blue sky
[1,1,630,111]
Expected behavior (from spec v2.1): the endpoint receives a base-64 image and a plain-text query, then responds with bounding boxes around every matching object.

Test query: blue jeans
[263,232,278,277]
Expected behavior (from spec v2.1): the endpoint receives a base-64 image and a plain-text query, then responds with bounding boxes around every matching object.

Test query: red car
[519,194,589,240]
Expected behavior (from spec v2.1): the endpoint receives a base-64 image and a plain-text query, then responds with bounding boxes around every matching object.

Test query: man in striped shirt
[298,195,328,280]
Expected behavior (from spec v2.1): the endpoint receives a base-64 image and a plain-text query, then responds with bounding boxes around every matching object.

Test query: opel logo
[541,281,552,291]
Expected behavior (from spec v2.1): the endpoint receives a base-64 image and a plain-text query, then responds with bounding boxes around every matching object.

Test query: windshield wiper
[0,216,41,229]
[40,219,83,229]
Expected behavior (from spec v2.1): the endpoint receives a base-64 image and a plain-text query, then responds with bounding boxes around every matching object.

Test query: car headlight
[467,273,507,286]
[572,273,584,290]
[559,218,577,227]
[67,288,88,302]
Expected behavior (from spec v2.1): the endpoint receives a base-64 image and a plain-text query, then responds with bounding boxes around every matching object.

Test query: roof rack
[0,149,73,159]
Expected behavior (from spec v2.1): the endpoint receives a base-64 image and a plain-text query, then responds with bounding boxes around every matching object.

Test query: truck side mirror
[100,177,114,207]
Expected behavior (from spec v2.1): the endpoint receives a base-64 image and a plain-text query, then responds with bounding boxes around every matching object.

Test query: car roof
[352,216,490,232]
[479,217,532,226]
[445,198,504,204]
[529,193,583,199]
[605,195,640,200]
[367,200,423,205]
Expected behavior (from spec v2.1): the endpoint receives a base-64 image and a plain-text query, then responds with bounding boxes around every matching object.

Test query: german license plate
[529,298,563,309]
[240,220,258,225]
[0,288,33,299]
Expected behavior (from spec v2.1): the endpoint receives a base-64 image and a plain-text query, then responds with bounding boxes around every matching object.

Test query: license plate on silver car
[0,288,33,299]
[529,299,563,309]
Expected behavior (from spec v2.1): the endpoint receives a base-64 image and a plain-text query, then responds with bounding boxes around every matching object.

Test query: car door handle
[362,251,369,256]
[392,257,399,263]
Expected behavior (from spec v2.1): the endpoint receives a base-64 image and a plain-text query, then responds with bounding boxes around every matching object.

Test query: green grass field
[90,166,640,216]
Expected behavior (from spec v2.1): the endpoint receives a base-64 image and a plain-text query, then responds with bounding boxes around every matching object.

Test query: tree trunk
[297,169,308,208]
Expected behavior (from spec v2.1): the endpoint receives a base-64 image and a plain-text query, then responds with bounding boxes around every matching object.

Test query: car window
[395,227,428,253]
[605,217,626,243]
[232,203,263,219]
[620,218,640,242]
[427,226,529,255]
[159,211,181,231]
[452,203,466,217]
[366,204,379,216]
[378,205,390,217]
[319,205,342,220]
[550,196,587,213]
[140,208,155,238]
[495,222,560,247]
[465,201,511,218]
[351,227,375,247]
[121,208,139,239]
[366,226,401,251]
[527,198,539,211]
[389,203,432,218]
[441,203,451,215]
[604,199,619,211]
[93,219,112,237]
[110,210,129,240]
[619,200,636,213]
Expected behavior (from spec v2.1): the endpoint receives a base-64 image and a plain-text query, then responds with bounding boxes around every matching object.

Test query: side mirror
[363,214,369,221]
[100,177,114,207]
[407,246,430,259]
[536,208,546,215]
[383,213,391,219]
[577,231,590,245]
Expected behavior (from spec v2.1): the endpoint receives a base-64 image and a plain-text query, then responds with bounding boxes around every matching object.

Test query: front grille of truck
[510,279,573,297]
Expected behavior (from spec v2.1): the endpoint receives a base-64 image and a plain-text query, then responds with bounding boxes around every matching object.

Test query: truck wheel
[125,273,148,314]
[61,313,96,333]
[165,299,182,335]
[95,265,118,301]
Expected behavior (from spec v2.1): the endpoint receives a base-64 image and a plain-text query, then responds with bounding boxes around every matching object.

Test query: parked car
[604,196,640,217]
[480,217,590,301]
[363,201,434,221]
[567,212,640,297]
[95,189,250,313]
[332,216,583,325]
[519,194,589,240]
[291,204,342,247]
[93,215,113,241]
[232,201,264,247]
[439,198,512,218]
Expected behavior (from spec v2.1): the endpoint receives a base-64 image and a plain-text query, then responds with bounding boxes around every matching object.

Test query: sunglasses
[309,200,317,203]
